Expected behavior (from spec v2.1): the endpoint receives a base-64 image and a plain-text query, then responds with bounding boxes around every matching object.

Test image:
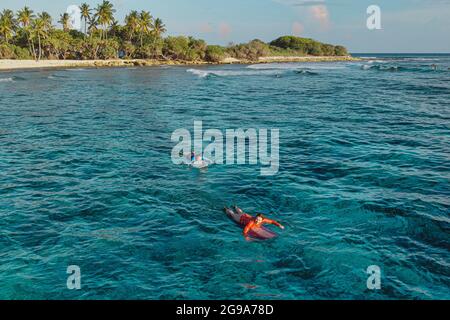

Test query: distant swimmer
[189,152,211,168]
[431,64,438,70]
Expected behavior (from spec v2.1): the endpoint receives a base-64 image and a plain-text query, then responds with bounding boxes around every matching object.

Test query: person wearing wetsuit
[243,213,284,240]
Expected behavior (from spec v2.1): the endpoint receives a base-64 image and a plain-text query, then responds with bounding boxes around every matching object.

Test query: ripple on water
[0,54,449,299]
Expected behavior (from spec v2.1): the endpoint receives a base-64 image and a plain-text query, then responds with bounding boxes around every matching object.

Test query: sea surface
[0,54,449,299]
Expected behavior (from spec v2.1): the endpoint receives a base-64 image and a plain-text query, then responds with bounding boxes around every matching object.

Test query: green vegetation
[0,2,349,62]
[269,36,348,57]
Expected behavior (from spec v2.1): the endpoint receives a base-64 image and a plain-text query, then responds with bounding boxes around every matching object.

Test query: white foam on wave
[403,57,441,61]
[367,59,388,64]
[246,63,345,70]
[0,77,14,82]
[187,68,283,78]
[187,69,210,78]
[65,68,87,71]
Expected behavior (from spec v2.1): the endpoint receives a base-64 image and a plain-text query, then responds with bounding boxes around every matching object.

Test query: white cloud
[309,5,330,28]
[292,21,304,35]
[274,0,327,6]
[218,23,232,38]
[274,0,331,30]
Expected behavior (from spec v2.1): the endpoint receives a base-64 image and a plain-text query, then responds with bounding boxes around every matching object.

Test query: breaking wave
[0,76,26,82]
[360,64,446,73]
[0,77,14,83]
[187,68,285,78]
[246,63,345,70]
[186,64,328,78]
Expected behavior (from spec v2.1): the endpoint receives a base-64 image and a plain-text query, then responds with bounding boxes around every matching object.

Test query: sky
[1,0,449,53]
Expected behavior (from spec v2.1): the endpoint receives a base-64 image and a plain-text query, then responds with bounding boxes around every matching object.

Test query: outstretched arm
[262,218,285,229]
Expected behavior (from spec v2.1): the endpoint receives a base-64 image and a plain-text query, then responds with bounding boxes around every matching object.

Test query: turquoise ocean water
[0,54,449,299]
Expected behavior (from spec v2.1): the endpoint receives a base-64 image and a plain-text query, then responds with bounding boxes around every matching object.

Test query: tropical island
[0,1,358,70]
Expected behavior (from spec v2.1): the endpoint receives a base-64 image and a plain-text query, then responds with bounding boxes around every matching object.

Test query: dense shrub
[308,42,323,56]
[98,39,119,59]
[226,39,271,61]
[0,43,31,59]
[205,45,225,62]
[269,35,348,56]
[69,30,85,39]
[134,40,163,59]
[120,41,136,59]
[13,45,32,59]
[78,37,102,59]
[184,38,206,61]
[42,30,73,59]
[270,36,313,52]
[0,43,14,58]
[321,44,335,56]
[334,45,348,56]
[163,36,189,60]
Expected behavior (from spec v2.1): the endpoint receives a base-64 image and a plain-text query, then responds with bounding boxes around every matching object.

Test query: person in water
[243,213,284,240]
[190,152,205,162]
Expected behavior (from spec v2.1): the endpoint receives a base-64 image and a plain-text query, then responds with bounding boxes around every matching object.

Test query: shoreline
[0,56,360,71]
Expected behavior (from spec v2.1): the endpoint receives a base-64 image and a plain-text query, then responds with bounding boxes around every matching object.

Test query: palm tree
[33,12,52,60]
[17,6,34,27]
[138,10,153,47]
[152,18,166,38]
[17,6,36,59]
[59,13,71,32]
[109,19,120,38]
[80,3,91,36]
[38,12,52,30]
[87,16,98,36]
[32,17,48,61]
[125,10,139,42]
[0,9,16,43]
[151,18,165,56]
[96,0,115,40]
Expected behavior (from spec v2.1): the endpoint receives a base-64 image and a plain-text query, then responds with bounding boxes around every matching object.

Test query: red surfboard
[224,207,277,240]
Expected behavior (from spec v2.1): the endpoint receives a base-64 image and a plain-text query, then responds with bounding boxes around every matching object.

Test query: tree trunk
[27,37,32,58]
[38,35,41,61]
[30,33,37,61]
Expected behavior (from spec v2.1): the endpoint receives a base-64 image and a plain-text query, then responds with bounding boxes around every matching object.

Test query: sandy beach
[0,56,360,71]
[0,59,208,71]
